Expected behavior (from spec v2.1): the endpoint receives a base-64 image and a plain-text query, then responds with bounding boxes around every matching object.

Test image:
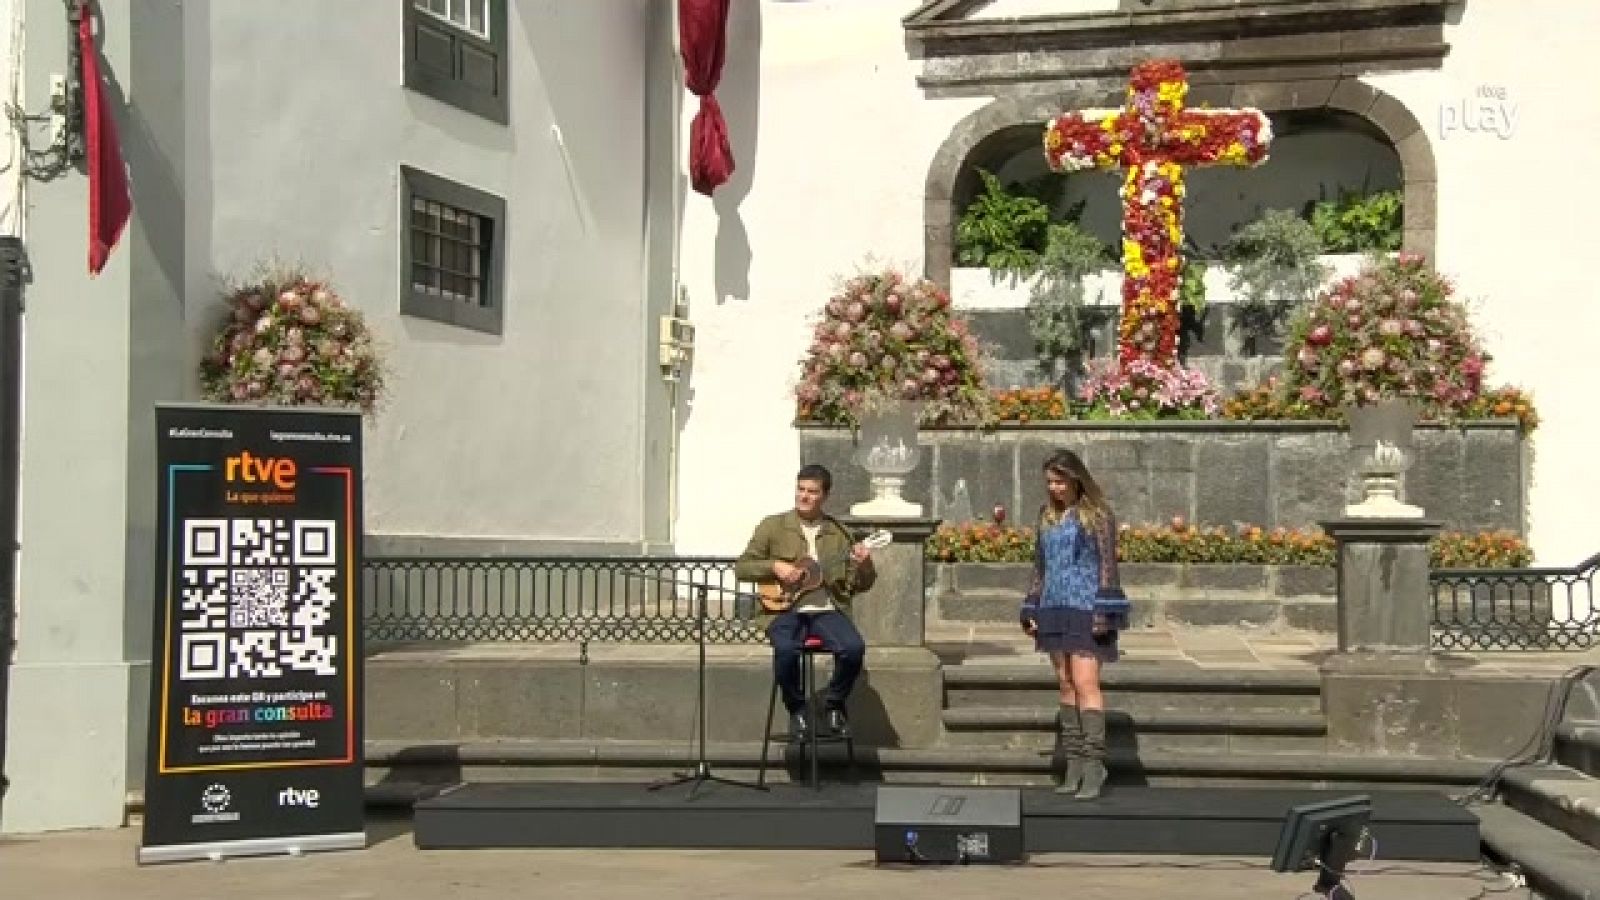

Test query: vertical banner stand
[138,404,366,864]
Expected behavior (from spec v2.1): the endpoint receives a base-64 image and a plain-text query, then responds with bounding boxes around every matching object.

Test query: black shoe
[825,706,851,738]
[788,711,809,742]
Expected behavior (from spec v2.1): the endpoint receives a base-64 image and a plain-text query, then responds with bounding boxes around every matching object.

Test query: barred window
[411,198,487,307]
[400,166,505,335]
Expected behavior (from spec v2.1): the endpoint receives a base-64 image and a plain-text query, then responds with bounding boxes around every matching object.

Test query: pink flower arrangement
[1077,357,1219,419]
[1282,254,1487,416]
[794,266,993,426]
[200,268,386,414]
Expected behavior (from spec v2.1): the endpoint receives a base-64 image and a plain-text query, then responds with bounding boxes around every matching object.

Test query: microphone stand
[649,585,767,799]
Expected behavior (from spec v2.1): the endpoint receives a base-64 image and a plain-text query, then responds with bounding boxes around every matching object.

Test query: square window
[400,166,506,335]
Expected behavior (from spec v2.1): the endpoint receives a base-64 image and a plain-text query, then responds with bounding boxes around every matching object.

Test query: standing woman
[1020,449,1130,799]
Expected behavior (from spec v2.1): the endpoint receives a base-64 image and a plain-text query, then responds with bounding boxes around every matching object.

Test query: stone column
[1318,517,1477,758]
[4,0,189,834]
[839,516,941,648]
[833,516,944,748]
[1321,518,1442,655]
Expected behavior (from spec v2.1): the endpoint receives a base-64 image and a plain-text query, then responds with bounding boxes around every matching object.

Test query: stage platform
[412,780,1481,861]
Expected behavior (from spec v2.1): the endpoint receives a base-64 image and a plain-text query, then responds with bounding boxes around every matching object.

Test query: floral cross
[1043,59,1273,369]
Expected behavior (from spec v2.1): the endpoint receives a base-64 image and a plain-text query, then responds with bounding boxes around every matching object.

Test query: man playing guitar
[736,464,880,742]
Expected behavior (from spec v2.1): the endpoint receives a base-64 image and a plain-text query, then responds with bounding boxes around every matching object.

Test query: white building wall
[195,0,667,550]
[5,0,167,834]
[1366,1,1600,566]
[5,0,672,834]
[674,0,985,554]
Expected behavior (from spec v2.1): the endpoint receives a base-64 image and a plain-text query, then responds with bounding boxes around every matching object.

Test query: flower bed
[925,520,1533,568]
[929,559,1338,631]
[926,521,1533,633]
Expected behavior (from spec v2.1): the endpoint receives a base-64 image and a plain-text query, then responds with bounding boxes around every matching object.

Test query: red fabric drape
[678,0,734,196]
[79,2,131,277]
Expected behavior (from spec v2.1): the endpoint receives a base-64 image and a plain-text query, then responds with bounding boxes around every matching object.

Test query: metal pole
[0,235,25,821]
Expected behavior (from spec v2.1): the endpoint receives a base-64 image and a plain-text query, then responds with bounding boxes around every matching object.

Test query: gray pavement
[0,815,1522,900]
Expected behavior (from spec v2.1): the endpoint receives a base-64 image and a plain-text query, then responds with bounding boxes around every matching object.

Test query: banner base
[136,830,367,865]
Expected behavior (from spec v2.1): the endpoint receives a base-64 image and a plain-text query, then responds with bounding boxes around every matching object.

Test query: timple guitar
[756,529,893,613]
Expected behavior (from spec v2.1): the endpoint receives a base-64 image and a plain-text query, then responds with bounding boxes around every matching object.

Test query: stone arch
[923,78,1436,289]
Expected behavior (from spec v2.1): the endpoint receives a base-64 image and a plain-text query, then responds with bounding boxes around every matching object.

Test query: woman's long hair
[1041,449,1112,531]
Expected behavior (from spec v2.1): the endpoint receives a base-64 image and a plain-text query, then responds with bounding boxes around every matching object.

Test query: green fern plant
[1308,188,1403,253]
[1179,258,1208,319]
[954,169,1060,272]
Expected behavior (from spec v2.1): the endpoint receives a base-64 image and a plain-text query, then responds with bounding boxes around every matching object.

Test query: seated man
[736,464,878,741]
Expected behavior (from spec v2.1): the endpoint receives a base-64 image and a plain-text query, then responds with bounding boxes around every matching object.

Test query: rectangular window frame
[400,165,506,336]
[414,0,491,41]
[402,0,509,125]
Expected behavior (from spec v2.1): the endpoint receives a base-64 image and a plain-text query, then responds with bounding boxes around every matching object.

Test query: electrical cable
[1453,664,1595,807]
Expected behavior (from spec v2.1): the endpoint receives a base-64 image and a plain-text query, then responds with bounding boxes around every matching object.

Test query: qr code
[178,518,340,681]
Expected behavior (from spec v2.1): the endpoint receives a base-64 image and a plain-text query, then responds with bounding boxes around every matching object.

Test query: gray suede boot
[1075,708,1108,800]
[1052,703,1085,794]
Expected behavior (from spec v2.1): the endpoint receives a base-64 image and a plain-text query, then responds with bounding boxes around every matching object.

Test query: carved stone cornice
[904,0,1454,95]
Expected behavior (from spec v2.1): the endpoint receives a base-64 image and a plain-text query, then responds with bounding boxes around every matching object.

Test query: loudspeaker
[873,786,1025,864]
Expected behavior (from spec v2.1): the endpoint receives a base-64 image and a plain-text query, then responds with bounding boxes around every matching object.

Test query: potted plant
[199,265,386,415]
[1279,253,1489,514]
[793,264,993,428]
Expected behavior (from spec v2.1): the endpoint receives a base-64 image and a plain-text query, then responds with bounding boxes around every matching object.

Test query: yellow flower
[1045,130,1063,151]
[1166,257,1179,270]
[1101,117,1117,133]
[1109,143,1123,156]
[1160,196,1173,208]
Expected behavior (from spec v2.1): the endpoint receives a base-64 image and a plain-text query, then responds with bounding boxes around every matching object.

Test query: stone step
[1476,802,1600,900]
[1555,722,1600,780]
[1500,763,1600,851]
[364,738,1488,794]
[940,707,1327,753]
[942,662,1325,715]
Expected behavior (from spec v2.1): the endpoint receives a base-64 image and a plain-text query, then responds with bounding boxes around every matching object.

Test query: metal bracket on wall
[3,0,87,182]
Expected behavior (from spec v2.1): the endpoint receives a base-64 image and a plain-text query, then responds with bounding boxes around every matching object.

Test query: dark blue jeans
[767,610,866,714]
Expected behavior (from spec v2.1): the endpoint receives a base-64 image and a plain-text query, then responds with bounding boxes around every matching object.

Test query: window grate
[410,197,488,307]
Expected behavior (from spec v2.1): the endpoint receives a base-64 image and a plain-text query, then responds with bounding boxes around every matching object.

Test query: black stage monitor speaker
[874,786,1024,865]
[1271,794,1372,899]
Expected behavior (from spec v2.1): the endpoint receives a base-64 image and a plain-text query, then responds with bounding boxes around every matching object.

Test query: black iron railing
[362,555,766,644]
[1431,552,1600,651]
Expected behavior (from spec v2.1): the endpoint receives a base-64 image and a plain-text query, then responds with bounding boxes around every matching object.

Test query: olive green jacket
[734,511,878,617]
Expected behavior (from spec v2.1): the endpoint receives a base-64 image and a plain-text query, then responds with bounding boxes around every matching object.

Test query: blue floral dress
[1020,506,1128,662]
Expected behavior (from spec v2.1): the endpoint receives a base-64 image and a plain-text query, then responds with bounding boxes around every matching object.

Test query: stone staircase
[364,629,1495,796]
[1474,673,1600,900]
[927,647,1487,790]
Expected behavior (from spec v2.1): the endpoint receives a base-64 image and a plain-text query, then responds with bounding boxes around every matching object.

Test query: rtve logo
[225,451,297,491]
[277,787,321,809]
